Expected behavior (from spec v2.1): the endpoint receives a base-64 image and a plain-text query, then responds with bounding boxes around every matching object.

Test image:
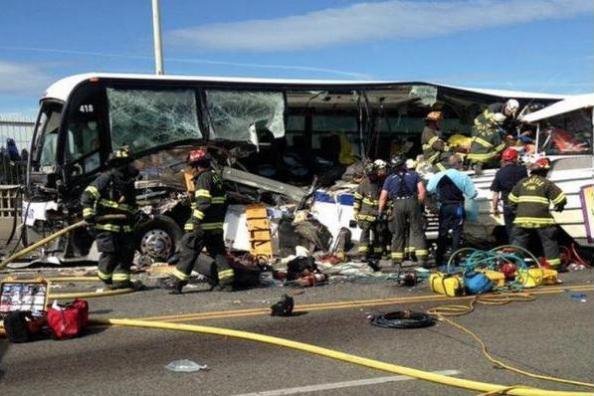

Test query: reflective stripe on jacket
[185,170,227,232]
[353,178,381,222]
[80,169,137,233]
[508,175,566,228]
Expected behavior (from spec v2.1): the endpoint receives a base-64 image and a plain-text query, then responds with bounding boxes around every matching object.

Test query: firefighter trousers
[502,204,516,244]
[390,198,427,264]
[96,231,135,287]
[173,229,234,286]
[435,203,464,266]
[512,225,561,267]
[358,220,385,258]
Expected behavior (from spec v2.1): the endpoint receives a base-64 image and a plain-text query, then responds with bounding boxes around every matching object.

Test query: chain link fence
[0,115,34,219]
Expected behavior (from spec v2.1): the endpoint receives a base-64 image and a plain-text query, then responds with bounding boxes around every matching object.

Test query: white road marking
[233,369,461,396]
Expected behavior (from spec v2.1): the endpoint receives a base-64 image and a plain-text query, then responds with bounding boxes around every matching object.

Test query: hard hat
[373,159,387,170]
[529,157,551,171]
[504,99,520,114]
[108,146,132,165]
[186,148,211,167]
[426,111,443,121]
[501,147,519,162]
[390,155,406,168]
[364,162,377,176]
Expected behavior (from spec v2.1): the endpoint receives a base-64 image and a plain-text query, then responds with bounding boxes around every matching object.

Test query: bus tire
[136,215,182,261]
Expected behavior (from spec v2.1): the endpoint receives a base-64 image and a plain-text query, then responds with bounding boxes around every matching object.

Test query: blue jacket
[427,169,477,203]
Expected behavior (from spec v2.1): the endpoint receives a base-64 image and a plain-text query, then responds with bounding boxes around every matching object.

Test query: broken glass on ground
[107,88,202,153]
[205,90,285,141]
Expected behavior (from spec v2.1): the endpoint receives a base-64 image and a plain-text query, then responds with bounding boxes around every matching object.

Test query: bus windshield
[106,87,203,153]
[32,102,63,172]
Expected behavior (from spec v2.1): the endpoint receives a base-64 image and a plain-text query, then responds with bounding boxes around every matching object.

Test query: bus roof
[521,93,594,123]
[42,72,567,102]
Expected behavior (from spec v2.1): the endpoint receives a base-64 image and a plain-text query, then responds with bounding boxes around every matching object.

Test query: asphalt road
[1,270,593,395]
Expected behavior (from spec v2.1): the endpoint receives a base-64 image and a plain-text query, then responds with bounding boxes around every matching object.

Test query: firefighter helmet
[390,155,406,169]
[186,148,211,167]
[529,157,551,171]
[426,111,443,121]
[501,147,519,162]
[504,99,520,116]
[108,146,133,165]
[373,159,387,170]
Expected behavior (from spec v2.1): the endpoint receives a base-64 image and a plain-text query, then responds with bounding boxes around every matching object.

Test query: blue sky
[0,0,592,116]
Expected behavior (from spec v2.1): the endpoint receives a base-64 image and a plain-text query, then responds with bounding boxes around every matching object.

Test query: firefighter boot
[367,256,381,272]
[160,277,187,295]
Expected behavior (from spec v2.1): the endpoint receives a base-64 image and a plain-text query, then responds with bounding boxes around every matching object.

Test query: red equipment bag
[47,299,89,339]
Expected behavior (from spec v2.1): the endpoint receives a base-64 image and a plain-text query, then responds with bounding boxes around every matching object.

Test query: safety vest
[185,170,227,232]
[353,178,381,222]
[508,175,566,228]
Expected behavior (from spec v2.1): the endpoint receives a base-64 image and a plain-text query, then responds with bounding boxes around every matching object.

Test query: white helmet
[504,99,520,116]
[373,159,387,170]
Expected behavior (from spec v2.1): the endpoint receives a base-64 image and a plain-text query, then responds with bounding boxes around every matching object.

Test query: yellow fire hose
[0,273,592,394]
[427,293,594,390]
[92,318,594,396]
[0,214,127,270]
[0,221,86,270]
[45,276,135,300]
[2,224,593,395]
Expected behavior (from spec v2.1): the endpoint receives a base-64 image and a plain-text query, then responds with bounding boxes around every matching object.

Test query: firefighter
[467,99,519,170]
[353,162,383,271]
[508,157,566,269]
[81,146,140,289]
[374,159,391,258]
[421,111,449,172]
[379,155,427,269]
[166,148,233,294]
[426,154,478,266]
[490,147,528,242]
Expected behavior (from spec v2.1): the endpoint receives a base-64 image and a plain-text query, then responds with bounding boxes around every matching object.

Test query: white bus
[24,73,592,263]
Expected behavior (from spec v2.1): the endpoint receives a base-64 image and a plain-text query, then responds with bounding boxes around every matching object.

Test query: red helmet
[501,147,519,162]
[186,148,211,166]
[529,157,551,171]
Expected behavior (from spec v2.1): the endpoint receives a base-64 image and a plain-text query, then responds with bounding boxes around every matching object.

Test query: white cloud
[169,0,592,51]
[0,60,53,95]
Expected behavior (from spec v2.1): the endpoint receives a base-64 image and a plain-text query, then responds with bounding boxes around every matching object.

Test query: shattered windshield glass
[205,90,285,141]
[107,88,202,153]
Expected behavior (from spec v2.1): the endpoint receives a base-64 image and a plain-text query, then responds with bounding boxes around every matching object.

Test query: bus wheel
[137,215,182,261]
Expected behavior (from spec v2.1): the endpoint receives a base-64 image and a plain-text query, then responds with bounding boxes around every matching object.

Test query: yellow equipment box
[517,268,558,288]
[245,204,274,258]
[429,273,464,297]
[478,269,506,288]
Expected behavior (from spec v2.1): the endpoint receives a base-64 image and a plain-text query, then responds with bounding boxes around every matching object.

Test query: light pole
[152,0,164,75]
